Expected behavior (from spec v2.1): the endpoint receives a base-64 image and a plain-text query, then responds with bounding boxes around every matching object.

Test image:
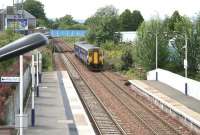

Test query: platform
[129,80,200,133]
[24,71,95,135]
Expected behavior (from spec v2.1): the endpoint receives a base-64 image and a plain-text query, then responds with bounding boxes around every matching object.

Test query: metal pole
[19,55,23,135]
[156,33,158,80]
[31,55,35,126]
[185,34,188,95]
[36,51,39,97]
[156,33,158,69]
[185,34,188,78]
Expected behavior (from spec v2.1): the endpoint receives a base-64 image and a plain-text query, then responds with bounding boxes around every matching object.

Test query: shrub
[121,49,134,70]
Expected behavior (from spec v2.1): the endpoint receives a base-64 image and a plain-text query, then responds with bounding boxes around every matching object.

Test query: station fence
[4,65,31,125]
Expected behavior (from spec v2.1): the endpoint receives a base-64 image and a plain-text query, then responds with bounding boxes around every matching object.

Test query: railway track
[55,46,126,135]
[55,39,194,135]
[94,72,188,135]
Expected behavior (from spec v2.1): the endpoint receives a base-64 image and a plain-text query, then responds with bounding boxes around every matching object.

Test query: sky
[0,0,200,21]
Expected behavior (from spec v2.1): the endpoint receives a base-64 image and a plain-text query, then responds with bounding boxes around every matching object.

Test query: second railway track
[55,46,126,135]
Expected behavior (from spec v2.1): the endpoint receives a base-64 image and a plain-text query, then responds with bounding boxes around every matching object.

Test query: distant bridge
[50,30,87,37]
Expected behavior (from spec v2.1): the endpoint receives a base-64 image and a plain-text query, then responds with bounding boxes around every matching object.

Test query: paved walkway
[129,80,200,130]
[142,80,200,113]
[24,72,69,135]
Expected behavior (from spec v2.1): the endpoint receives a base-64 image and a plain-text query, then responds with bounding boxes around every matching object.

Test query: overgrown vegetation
[85,6,144,44]
[62,37,85,46]
[101,41,145,79]
[0,29,22,72]
[0,30,22,125]
[41,41,54,71]
[84,5,200,81]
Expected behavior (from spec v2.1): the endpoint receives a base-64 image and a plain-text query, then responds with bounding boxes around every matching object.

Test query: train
[74,42,104,70]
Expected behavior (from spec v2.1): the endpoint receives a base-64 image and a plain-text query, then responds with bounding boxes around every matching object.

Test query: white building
[116,31,137,43]
[0,6,36,31]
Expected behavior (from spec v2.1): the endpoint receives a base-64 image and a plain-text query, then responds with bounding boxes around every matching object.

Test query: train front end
[88,49,103,70]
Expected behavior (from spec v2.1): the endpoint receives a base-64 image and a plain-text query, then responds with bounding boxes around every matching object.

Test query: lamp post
[171,31,188,95]
[184,33,188,95]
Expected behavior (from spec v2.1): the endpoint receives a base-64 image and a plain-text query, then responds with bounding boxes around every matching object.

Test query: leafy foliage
[119,9,144,31]
[119,9,133,31]
[136,18,169,70]
[24,0,46,19]
[132,10,144,31]
[121,49,134,70]
[85,5,120,44]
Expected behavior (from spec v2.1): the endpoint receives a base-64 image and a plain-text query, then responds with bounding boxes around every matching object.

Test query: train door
[93,50,99,64]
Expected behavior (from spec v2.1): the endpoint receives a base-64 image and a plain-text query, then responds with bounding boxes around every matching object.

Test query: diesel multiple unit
[74,42,103,70]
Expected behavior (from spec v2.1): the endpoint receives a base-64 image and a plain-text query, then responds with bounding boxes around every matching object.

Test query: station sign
[0,77,20,83]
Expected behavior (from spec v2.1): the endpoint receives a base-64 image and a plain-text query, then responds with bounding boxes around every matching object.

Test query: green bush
[41,44,53,71]
[0,31,22,72]
[121,49,134,70]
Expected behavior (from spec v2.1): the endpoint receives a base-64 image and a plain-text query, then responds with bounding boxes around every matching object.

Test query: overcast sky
[1,0,200,20]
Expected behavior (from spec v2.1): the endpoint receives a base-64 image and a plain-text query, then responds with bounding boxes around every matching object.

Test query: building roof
[0,7,35,19]
[0,9,5,14]
[75,42,99,51]
[18,10,35,19]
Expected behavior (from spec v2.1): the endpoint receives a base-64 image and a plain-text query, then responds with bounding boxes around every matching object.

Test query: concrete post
[31,55,35,126]
[19,55,23,135]
[36,51,39,97]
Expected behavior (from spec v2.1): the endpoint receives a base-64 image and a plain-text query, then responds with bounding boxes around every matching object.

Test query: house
[0,6,36,32]
[116,31,137,43]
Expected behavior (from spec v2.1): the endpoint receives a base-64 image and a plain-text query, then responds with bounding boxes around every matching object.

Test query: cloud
[1,0,199,20]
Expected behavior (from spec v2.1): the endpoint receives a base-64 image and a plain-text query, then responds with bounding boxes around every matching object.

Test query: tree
[24,0,48,27]
[136,18,169,70]
[57,14,77,25]
[167,10,183,31]
[86,5,120,43]
[119,9,144,31]
[119,9,134,31]
[132,10,144,31]
[121,49,134,70]
[174,16,200,73]
[24,0,46,19]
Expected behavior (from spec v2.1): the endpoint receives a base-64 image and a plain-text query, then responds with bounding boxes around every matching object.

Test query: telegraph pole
[155,32,158,80]
[184,33,188,95]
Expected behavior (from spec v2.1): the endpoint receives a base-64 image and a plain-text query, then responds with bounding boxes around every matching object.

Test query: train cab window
[88,51,92,56]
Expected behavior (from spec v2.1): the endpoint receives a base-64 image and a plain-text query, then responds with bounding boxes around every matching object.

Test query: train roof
[75,42,99,51]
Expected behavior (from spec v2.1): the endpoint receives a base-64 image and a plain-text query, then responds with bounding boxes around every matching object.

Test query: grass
[62,38,200,81]
[41,44,54,72]
[62,38,146,80]
[62,37,85,46]
[100,41,147,80]
[0,31,22,72]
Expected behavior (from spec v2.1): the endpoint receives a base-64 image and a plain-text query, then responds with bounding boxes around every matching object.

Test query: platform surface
[129,80,200,125]
[24,71,95,135]
[142,80,200,113]
[24,71,69,135]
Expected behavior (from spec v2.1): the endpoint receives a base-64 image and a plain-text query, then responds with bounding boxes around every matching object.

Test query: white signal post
[36,51,39,97]
[31,54,35,126]
[19,55,23,135]
[184,33,188,95]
